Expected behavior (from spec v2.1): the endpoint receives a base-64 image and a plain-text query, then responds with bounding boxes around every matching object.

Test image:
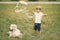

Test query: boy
[29,6,47,34]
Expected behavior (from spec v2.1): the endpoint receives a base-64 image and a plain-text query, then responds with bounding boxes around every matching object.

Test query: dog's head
[10,24,17,30]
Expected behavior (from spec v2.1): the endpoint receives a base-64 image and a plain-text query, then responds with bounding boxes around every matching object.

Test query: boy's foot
[32,30,42,36]
[37,31,42,35]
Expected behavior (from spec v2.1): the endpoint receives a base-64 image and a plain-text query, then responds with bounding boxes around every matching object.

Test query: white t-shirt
[34,12,44,23]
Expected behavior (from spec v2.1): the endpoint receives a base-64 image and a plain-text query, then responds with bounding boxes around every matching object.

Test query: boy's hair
[36,6,42,10]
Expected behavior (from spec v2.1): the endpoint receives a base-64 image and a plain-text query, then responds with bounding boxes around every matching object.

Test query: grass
[0,4,60,40]
[0,0,60,1]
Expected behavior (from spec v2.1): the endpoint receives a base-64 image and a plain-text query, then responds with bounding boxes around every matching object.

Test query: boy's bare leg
[34,30,37,33]
[38,30,42,34]
[34,30,40,34]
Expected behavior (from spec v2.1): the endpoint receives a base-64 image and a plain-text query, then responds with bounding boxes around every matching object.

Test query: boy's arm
[42,12,47,16]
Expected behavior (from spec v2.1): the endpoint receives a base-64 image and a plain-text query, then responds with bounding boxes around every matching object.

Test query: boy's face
[36,8,41,13]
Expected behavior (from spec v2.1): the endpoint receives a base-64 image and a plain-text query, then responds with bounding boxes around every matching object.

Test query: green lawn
[0,0,60,1]
[0,4,60,40]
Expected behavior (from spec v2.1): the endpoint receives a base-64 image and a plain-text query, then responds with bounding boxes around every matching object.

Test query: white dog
[7,24,23,38]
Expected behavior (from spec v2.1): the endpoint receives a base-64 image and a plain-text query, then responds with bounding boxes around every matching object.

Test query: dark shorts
[34,23,41,31]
